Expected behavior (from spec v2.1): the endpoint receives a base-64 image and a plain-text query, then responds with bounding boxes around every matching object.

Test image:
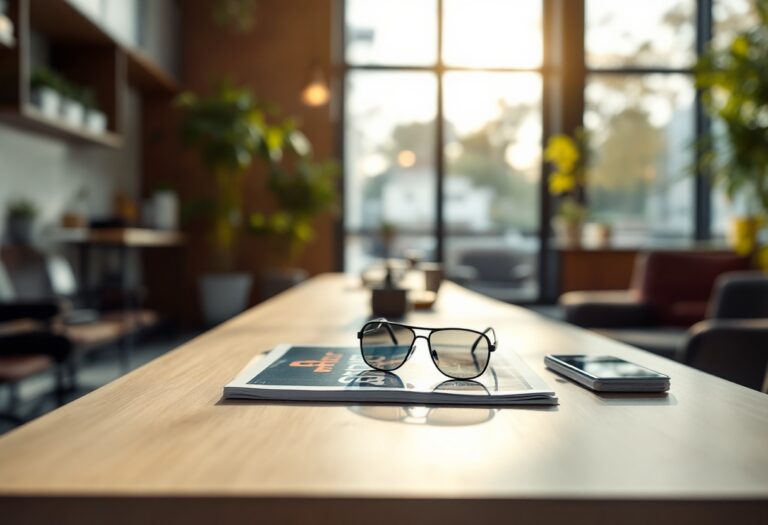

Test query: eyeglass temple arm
[471,327,497,353]
[359,318,399,345]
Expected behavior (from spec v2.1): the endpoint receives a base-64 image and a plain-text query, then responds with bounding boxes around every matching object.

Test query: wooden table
[0,274,766,524]
[51,227,185,247]
[53,227,184,369]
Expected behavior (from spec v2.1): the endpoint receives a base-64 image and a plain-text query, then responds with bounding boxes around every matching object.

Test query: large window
[585,0,696,242]
[344,0,543,301]
[341,0,751,301]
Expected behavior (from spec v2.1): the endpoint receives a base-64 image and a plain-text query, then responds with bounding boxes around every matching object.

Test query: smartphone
[544,354,670,393]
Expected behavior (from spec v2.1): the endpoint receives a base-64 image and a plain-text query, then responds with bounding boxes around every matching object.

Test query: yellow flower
[545,135,579,174]
[549,171,576,195]
[731,35,749,58]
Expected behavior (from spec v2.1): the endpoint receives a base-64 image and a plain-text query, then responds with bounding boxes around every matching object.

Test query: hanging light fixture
[0,0,15,48]
[301,63,330,107]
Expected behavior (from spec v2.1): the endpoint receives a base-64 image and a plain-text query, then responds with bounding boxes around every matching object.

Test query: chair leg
[8,383,19,411]
[54,362,68,407]
[68,359,79,392]
[0,384,24,426]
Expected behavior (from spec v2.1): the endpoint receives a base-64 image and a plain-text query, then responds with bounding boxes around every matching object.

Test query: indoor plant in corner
[695,4,768,257]
[545,130,588,247]
[176,83,291,325]
[249,155,338,300]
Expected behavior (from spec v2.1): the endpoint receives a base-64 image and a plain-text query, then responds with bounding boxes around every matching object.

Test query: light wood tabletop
[0,274,766,524]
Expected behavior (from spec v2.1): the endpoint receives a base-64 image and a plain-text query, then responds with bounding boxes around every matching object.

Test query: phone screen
[552,355,667,380]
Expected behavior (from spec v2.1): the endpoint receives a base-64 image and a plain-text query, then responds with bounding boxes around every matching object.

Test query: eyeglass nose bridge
[409,334,438,360]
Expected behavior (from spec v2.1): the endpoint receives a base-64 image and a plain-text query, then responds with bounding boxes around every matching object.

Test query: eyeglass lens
[429,329,490,379]
[360,321,414,371]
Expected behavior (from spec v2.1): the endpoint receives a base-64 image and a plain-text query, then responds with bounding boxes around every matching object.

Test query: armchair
[560,251,751,358]
[677,272,768,392]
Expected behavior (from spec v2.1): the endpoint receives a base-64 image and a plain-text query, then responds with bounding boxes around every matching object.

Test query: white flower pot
[31,87,61,119]
[84,109,107,134]
[60,98,85,127]
[552,217,583,248]
[152,190,179,230]
[199,273,253,326]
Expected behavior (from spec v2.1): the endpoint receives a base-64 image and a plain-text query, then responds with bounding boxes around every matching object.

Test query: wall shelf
[0,103,123,147]
[0,0,178,147]
[126,47,178,95]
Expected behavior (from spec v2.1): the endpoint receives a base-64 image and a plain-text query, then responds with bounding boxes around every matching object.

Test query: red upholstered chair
[560,251,751,359]
[632,251,752,326]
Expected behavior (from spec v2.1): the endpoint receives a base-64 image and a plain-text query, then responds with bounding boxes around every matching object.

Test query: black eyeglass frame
[356,318,498,380]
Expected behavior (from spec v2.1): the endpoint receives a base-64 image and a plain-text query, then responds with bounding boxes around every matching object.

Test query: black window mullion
[435,0,445,264]
[695,0,714,241]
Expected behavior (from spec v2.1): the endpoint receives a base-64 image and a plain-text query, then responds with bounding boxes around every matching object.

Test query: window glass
[442,71,541,301]
[586,0,696,68]
[585,74,695,241]
[713,0,761,49]
[344,71,438,271]
[442,0,542,68]
[345,0,437,66]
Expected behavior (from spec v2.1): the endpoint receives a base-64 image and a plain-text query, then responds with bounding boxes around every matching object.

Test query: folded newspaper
[224,344,558,405]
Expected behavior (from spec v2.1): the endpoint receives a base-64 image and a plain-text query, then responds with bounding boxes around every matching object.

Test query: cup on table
[419,262,444,294]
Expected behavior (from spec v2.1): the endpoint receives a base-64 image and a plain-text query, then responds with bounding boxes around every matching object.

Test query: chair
[0,301,73,423]
[678,272,768,392]
[560,251,751,358]
[0,245,157,385]
[449,248,535,302]
[455,249,534,285]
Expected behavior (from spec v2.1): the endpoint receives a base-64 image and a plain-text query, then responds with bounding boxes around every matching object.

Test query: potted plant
[80,88,107,134]
[5,198,38,245]
[545,130,588,247]
[249,156,338,299]
[695,6,768,255]
[176,83,293,325]
[30,67,64,119]
[59,79,85,127]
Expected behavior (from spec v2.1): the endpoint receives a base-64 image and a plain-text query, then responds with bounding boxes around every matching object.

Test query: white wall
[0,87,141,244]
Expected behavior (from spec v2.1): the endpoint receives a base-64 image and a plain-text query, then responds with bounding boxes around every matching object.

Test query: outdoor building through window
[344,0,543,302]
[341,0,751,302]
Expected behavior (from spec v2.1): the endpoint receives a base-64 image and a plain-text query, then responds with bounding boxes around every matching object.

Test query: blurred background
[1,0,767,427]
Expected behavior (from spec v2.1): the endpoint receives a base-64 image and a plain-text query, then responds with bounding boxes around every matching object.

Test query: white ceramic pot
[152,190,179,230]
[552,217,583,248]
[60,98,85,127]
[31,87,61,118]
[199,273,253,326]
[84,109,107,133]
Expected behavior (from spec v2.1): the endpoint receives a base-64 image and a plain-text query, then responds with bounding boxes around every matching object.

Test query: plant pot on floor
[258,268,308,302]
[199,272,253,326]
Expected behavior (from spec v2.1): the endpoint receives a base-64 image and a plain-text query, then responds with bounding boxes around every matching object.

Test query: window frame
[335,0,719,303]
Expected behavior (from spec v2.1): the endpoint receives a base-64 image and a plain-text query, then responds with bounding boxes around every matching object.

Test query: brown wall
[142,0,337,325]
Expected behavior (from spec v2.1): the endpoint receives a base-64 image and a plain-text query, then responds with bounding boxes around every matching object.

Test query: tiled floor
[0,331,200,436]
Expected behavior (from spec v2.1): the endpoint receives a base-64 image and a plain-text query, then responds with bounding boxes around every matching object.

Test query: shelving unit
[11,103,123,146]
[0,0,178,147]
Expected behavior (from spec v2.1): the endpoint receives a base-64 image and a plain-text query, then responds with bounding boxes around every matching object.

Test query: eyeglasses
[356,318,497,380]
